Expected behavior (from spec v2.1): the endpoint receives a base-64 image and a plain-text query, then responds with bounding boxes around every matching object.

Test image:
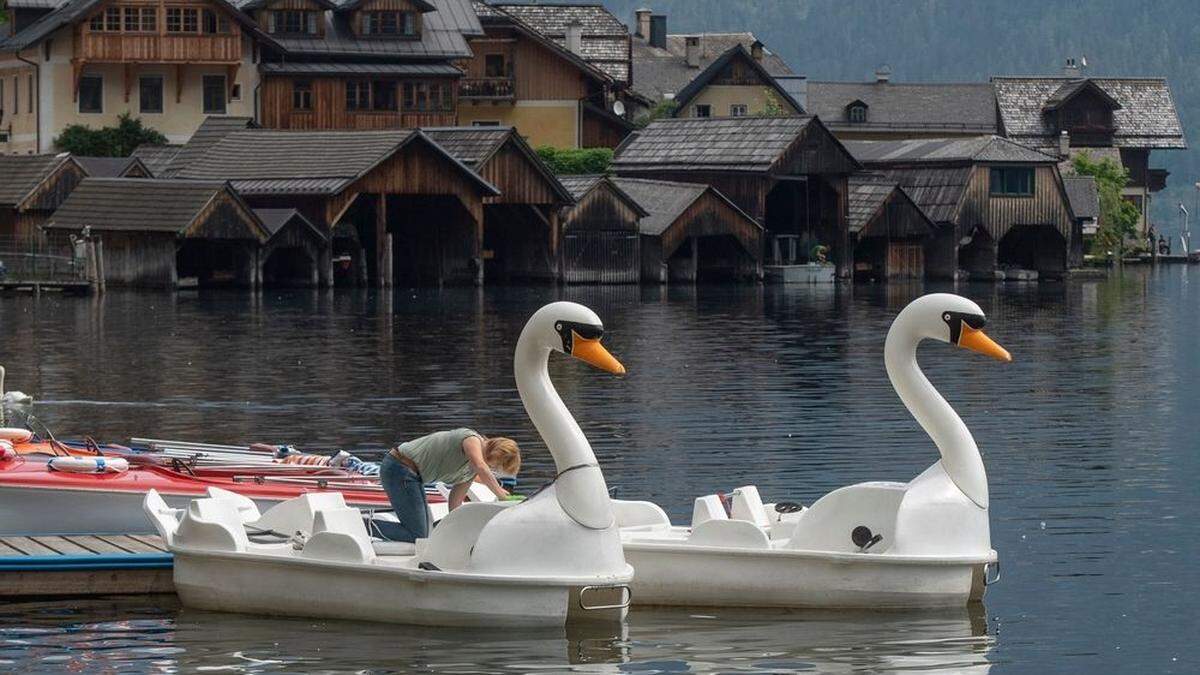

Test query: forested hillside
[596,0,1199,235]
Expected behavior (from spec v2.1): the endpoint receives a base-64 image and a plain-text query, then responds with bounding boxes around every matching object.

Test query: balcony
[78,32,242,64]
[459,77,514,100]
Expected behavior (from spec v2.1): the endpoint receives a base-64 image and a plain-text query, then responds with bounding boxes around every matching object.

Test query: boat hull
[172,549,631,628]
[623,543,994,609]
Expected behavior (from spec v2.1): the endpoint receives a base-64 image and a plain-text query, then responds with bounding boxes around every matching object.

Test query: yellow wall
[686,85,799,118]
[0,57,40,154]
[457,100,579,149]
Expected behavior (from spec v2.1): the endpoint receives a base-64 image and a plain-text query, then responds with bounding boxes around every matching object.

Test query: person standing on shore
[380,429,520,543]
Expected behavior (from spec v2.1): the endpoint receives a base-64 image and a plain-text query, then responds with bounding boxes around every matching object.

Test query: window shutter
[267,11,275,33]
[307,12,317,34]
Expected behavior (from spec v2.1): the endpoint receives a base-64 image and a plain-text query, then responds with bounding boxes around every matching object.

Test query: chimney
[685,36,700,68]
[874,64,892,83]
[750,40,763,62]
[1059,130,1070,157]
[565,20,583,55]
[1063,57,1080,77]
[634,8,651,39]
[649,14,666,50]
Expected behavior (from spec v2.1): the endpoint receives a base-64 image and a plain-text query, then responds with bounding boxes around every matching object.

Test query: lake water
[0,266,1195,674]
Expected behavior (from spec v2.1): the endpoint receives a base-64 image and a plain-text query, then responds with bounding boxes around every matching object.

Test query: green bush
[536,146,613,175]
[634,99,678,127]
[53,113,167,157]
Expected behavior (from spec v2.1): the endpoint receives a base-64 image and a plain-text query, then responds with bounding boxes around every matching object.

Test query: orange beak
[957,324,1012,362]
[570,332,626,375]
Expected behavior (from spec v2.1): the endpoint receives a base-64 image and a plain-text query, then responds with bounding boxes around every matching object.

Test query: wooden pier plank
[102,535,159,553]
[61,535,127,554]
[0,537,58,556]
[30,536,93,555]
[0,538,27,556]
[126,534,169,552]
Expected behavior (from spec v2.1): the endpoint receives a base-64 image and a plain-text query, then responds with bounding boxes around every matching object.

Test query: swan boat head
[894,294,1011,363]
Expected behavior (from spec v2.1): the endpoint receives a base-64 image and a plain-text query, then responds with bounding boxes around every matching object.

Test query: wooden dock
[0,534,173,598]
[0,279,93,294]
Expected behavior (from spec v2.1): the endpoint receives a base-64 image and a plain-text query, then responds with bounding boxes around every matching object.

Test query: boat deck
[0,534,174,598]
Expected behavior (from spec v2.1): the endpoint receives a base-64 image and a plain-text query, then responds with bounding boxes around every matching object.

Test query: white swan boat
[143,302,634,627]
[609,293,1009,609]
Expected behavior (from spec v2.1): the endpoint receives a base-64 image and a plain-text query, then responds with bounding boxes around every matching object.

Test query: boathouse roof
[991,76,1186,150]
[557,174,647,217]
[611,176,762,259]
[131,145,184,177]
[254,208,328,242]
[423,126,574,204]
[805,81,997,134]
[1062,176,1100,221]
[844,136,1059,165]
[846,174,936,237]
[159,117,256,178]
[73,156,152,178]
[0,154,82,208]
[46,178,268,240]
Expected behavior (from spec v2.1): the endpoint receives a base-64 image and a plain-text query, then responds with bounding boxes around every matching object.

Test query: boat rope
[521,462,600,503]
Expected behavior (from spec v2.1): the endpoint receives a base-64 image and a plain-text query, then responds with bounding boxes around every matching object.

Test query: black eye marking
[556,321,604,353]
[942,311,986,344]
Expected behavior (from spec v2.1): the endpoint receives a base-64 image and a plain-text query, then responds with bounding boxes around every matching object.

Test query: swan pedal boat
[143,302,634,628]
[608,294,1008,609]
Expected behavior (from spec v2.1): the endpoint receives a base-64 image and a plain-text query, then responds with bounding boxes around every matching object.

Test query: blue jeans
[380,454,429,543]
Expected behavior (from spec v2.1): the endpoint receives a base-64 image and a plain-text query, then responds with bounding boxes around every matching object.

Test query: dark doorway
[262,246,316,287]
[999,225,1067,278]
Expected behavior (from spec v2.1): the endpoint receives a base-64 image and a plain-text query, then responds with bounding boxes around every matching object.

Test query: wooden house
[609,177,762,282]
[667,44,803,120]
[845,136,1075,279]
[612,116,861,277]
[173,128,499,286]
[424,126,573,281]
[805,75,998,141]
[255,207,329,286]
[465,2,634,148]
[0,154,87,248]
[43,177,268,287]
[846,174,935,281]
[1062,175,1099,266]
[556,174,644,284]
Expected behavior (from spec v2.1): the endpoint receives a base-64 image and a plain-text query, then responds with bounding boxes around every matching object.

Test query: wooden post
[376,193,387,288]
[473,202,485,286]
[690,236,698,283]
[383,233,394,288]
[319,245,333,288]
[95,238,105,292]
[549,208,561,283]
[85,239,99,294]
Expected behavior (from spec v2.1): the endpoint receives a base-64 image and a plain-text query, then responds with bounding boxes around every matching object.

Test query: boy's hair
[484,437,521,476]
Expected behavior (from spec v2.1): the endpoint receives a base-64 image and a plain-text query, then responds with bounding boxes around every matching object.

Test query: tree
[757,89,787,117]
[53,113,167,157]
[634,99,677,128]
[1070,152,1141,258]
[536,147,613,175]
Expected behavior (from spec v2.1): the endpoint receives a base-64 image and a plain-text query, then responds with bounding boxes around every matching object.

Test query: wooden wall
[657,189,761,262]
[45,229,178,287]
[462,26,589,101]
[478,141,562,206]
[581,107,629,149]
[775,122,861,177]
[77,0,244,63]
[187,192,265,242]
[561,181,640,283]
[561,182,641,232]
[959,164,1073,244]
[260,76,457,130]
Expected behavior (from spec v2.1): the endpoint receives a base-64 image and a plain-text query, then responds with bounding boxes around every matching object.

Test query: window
[202,9,231,34]
[484,54,507,78]
[730,104,748,117]
[123,7,140,32]
[471,120,501,127]
[371,80,397,111]
[292,80,312,111]
[141,7,157,31]
[139,76,163,113]
[346,81,370,111]
[27,74,33,113]
[105,7,121,31]
[167,8,199,33]
[12,76,17,116]
[79,75,103,113]
[694,104,711,118]
[273,10,311,35]
[989,167,1035,196]
[848,104,867,123]
[230,83,241,101]
[364,11,415,36]
[202,75,226,114]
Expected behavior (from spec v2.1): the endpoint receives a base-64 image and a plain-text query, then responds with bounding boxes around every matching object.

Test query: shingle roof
[423,126,573,203]
[176,129,498,196]
[490,2,629,82]
[845,136,1058,165]
[131,145,183,177]
[846,174,934,236]
[159,116,255,177]
[609,177,705,236]
[557,174,647,218]
[73,156,150,178]
[671,44,804,115]
[45,178,264,237]
[613,116,820,173]
[0,154,82,207]
[1062,176,1099,220]
[805,81,997,134]
[261,62,462,77]
[254,207,328,241]
[992,77,1186,149]
[270,2,472,58]
[871,166,972,223]
[631,31,792,102]
[6,0,62,8]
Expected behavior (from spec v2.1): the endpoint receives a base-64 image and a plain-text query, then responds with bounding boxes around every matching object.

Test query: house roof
[610,177,759,238]
[845,136,1059,165]
[236,0,338,10]
[1042,78,1120,112]
[613,116,841,173]
[160,116,256,177]
[45,178,266,239]
[175,129,498,196]
[0,154,76,207]
[1062,176,1099,220]
[73,155,151,178]
[488,2,630,83]
[268,0,475,58]
[870,166,973,223]
[474,2,613,86]
[804,81,997,134]
[631,31,792,102]
[422,126,574,203]
[992,76,1186,149]
[6,0,61,8]
[671,44,804,115]
[131,145,184,177]
[557,174,648,217]
[846,174,935,236]
[253,207,328,242]
[261,62,462,77]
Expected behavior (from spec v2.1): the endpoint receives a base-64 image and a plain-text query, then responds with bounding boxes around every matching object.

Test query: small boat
[609,293,1009,609]
[144,301,634,627]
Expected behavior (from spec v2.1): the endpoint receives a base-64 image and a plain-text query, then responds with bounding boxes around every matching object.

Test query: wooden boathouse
[556,175,645,284]
[44,178,269,288]
[173,128,499,286]
[847,175,935,281]
[612,117,861,277]
[255,208,330,287]
[845,136,1076,279]
[424,127,574,282]
[0,154,88,248]
[609,177,763,283]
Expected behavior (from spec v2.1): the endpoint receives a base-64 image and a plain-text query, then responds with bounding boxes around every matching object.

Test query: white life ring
[0,428,32,443]
[47,456,129,474]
